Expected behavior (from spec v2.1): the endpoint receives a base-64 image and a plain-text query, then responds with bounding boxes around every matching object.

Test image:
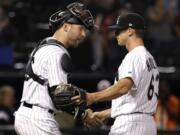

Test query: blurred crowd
[0,0,180,133]
[0,85,15,125]
[155,81,180,129]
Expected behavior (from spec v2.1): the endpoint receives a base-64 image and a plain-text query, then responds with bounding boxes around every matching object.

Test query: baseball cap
[109,13,146,30]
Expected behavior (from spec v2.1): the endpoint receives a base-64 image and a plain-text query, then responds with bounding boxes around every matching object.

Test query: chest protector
[25,38,72,86]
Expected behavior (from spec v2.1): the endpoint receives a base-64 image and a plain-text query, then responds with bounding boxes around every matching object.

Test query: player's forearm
[90,78,133,103]
[92,83,127,102]
[102,108,111,118]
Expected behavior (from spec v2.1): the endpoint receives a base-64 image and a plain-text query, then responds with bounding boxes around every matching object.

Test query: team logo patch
[128,71,132,74]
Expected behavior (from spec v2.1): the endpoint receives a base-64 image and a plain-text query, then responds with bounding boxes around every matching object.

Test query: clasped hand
[83,109,108,128]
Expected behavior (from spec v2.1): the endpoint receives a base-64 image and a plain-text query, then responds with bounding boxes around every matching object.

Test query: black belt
[23,102,54,114]
[132,111,154,116]
[119,112,154,116]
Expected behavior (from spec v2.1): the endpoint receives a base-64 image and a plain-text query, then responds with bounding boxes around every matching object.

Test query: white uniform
[110,46,159,135]
[14,37,68,135]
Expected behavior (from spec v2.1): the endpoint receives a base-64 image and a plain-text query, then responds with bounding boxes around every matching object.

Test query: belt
[132,112,154,116]
[22,102,54,114]
[119,112,154,116]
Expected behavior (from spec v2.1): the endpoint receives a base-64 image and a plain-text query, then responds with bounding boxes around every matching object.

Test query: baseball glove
[51,83,87,119]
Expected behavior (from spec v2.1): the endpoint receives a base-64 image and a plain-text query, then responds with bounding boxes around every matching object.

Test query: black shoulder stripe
[61,53,72,73]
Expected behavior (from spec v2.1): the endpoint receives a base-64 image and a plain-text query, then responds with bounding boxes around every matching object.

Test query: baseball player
[14,2,95,135]
[73,13,159,135]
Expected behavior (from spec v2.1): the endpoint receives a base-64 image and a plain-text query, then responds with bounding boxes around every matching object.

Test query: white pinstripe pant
[14,104,62,135]
[109,114,157,135]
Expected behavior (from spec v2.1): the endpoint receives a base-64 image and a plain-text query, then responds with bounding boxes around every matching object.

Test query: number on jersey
[147,74,159,100]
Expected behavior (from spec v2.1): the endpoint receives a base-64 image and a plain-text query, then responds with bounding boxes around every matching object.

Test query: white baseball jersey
[14,37,68,135]
[110,46,159,135]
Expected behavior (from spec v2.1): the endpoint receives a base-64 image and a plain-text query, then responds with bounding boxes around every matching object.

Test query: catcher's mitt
[51,83,87,119]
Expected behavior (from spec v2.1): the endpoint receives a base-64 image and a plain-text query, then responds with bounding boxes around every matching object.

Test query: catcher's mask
[49,2,95,32]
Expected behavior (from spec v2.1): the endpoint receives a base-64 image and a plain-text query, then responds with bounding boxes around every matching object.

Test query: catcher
[14,2,100,135]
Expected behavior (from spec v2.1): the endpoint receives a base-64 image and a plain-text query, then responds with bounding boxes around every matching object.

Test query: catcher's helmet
[49,2,94,32]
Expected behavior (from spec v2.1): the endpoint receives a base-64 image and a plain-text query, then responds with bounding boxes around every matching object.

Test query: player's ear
[127,28,134,37]
[63,23,71,33]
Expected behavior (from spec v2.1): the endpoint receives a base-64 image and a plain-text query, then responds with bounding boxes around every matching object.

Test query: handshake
[83,108,111,128]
